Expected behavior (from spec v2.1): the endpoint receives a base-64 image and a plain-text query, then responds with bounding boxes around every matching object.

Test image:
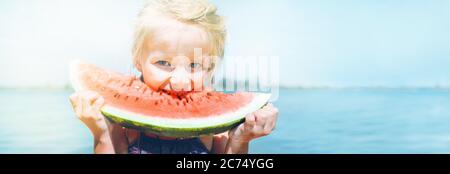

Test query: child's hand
[228,103,279,143]
[69,91,109,138]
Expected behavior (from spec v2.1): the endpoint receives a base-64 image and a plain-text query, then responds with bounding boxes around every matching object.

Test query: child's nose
[169,67,192,91]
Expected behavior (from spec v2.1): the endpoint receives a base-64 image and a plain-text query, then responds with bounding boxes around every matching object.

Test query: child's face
[138,17,214,93]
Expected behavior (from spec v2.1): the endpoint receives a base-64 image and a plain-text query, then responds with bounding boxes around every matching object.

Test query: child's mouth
[159,89,196,98]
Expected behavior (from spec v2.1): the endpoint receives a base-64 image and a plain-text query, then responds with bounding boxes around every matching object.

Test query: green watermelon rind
[100,93,271,138]
[102,111,246,138]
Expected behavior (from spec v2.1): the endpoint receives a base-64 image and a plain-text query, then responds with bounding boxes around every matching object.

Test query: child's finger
[262,104,274,114]
[92,97,105,121]
[81,95,90,117]
[269,106,279,131]
[270,119,277,131]
[82,92,97,115]
[70,95,83,116]
[260,103,272,110]
[75,96,84,118]
[256,109,273,135]
[261,103,270,110]
[252,122,265,136]
[69,94,78,108]
[88,92,102,107]
[261,105,278,124]
[93,96,105,109]
[268,105,279,116]
[254,109,270,126]
[94,98,105,112]
[84,91,98,105]
[269,109,278,129]
[263,118,275,135]
[82,91,98,108]
[244,113,256,130]
[89,93,100,106]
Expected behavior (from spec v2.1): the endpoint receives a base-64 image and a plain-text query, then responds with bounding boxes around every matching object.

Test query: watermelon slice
[69,60,271,138]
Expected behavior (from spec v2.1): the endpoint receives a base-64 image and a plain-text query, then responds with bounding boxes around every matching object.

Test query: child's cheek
[141,64,172,90]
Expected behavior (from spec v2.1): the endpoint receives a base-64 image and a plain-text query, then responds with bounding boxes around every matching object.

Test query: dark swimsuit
[127,76,210,154]
[128,132,210,154]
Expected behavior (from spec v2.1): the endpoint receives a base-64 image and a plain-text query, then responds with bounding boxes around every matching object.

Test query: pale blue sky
[214,0,450,87]
[1,0,449,88]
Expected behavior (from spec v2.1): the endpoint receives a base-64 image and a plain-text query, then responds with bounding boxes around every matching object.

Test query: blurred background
[1,0,450,153]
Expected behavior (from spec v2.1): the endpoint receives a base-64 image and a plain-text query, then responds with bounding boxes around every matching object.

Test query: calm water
[1,88,450,154]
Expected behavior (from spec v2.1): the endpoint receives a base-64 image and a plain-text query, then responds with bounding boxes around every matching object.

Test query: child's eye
[153,60,174,71]
[156,60,171,67]
[189,63,203,71]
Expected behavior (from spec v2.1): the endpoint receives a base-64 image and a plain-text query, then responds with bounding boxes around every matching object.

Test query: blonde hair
[132,0,226,70]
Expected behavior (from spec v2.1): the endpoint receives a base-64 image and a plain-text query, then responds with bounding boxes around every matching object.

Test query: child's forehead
[146,19,211,56]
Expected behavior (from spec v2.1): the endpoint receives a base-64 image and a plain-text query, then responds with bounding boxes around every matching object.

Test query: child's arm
[213,103,279,154]
[70,91,125,154]
[93,131,115,154]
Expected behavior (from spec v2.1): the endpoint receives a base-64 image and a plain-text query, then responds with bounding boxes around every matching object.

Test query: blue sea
[1,88,450,154]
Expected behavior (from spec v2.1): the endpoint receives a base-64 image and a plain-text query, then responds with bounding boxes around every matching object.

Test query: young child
[69,0,278,154]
